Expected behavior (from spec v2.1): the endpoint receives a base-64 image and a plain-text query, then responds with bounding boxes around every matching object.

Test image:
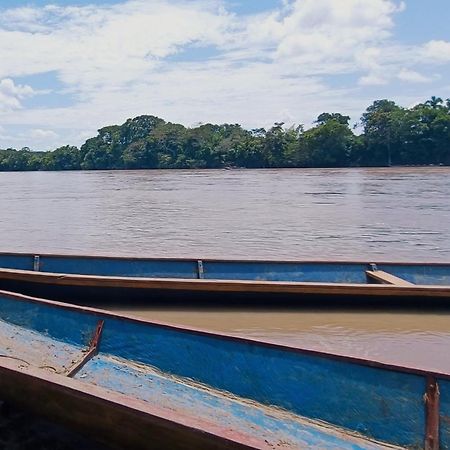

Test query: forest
[1,96,449,171]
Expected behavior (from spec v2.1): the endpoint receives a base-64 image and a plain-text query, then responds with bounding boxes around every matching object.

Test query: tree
[296,116,355,167]
[425,96,443,109]
[80,125,122,169]
[122,140,158,169]
[360,100,405,166]
[316,113,350,126]
[1,97,449,171]
[49,146,81,170]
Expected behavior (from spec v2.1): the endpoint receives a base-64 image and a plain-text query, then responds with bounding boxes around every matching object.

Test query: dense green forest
[1,97,449,171]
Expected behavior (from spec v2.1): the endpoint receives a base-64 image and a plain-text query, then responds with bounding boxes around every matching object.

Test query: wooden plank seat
[366,270,415,286]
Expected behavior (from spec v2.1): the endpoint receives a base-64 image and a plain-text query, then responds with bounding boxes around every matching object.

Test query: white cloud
[421,40,450,63]
[29,129,58,140]
[0,0,407,91]
[0,0,448,150]
[274,0,402,60]
[0,1,231,92]
[397,69,432,84]
[0,78,35,110]
[0,78,34,97]
[0,7,48,32]
[358,74,389,86]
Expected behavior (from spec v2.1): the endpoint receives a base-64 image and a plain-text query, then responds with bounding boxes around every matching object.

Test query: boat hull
[0,359,257,450]
[1,290,450,449]
[0,252,449,307]
[0,268,449,309]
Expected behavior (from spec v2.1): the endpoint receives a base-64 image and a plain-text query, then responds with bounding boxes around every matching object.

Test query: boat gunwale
[0,358,267,450]
[1,268,450,297]
[1,289,449,381]
[1,250,449,266]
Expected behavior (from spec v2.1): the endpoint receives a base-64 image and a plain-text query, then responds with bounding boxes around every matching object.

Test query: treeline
[1,96,449,171]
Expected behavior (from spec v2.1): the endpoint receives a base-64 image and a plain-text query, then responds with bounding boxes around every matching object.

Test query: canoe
[0,252,449,307]
[0,289,448,449]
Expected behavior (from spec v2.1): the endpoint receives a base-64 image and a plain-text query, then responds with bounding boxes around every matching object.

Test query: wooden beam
[424,376,440,450]
[65,320,104,378]
[366,270,414,287]
[2,268,450,298]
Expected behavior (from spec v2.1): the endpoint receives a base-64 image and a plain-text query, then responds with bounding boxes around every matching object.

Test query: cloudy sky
[0,0,449,151]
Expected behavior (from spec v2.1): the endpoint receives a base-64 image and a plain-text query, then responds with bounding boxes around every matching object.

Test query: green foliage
[360,98,450,166]
[296,117,356,167]
[316,113,351,126]
[1,97,449,171]
[48,146,81,170]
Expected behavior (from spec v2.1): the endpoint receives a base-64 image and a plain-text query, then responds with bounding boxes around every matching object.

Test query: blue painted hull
[0,252,449,306]
[1,252,450,284]
[0,289,448,449]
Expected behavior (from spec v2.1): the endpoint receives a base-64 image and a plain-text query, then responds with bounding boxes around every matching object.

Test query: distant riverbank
[1,97,449,172]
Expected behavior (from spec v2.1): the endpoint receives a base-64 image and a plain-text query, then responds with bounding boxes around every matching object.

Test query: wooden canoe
[0,289,448,449]
[0,252,449,306]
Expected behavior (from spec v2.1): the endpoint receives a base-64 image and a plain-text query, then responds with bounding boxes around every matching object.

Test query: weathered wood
[65,320,104,378]
[1,252,450,304]
[366,270,414,286]
[0,361,260,450]
[2,289,450,380]
[424,376,440,450]
[1,289,450,449]
[0,267,449,298]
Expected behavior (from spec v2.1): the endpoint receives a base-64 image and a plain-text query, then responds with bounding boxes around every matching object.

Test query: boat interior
[1,290,449,449]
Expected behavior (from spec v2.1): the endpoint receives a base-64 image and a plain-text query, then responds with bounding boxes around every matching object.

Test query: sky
[0,0,449,151]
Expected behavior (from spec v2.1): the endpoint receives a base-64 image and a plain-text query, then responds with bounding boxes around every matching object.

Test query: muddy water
[0,167,450,372]
[1,167,449,260]
[109,308,450,373]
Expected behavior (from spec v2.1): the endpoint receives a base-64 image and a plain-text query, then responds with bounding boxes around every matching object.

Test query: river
[0,167,449,372]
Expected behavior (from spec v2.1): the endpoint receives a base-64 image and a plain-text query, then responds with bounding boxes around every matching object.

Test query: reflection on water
[1,167,450,371]
[109,307,450,373]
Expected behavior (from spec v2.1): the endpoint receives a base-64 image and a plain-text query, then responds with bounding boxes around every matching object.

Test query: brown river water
[0,167,449,373]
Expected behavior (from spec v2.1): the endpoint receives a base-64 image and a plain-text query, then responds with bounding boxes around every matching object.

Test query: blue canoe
[0,289,448,449]
[0,252,449,306]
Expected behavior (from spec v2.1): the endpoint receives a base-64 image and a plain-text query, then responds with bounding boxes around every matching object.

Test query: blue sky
[0,0,449,150]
